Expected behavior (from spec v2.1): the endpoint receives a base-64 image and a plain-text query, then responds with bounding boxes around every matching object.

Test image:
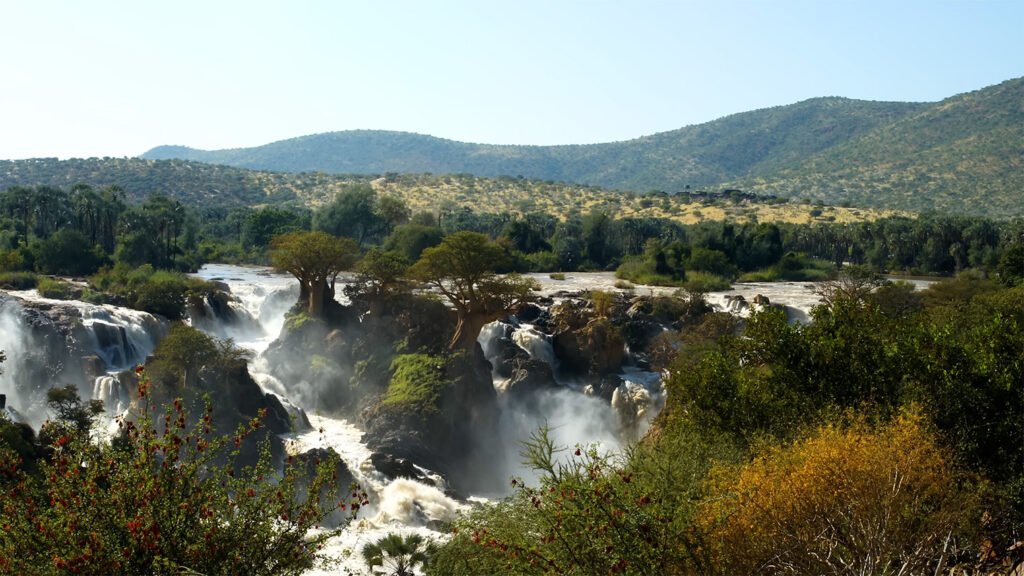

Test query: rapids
[1,264,874,573]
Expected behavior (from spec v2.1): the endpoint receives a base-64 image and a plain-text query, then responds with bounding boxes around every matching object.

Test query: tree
[384,224,445,262]
[41,385,105,443]
[353,248,410,302]
[409,231,538,349]
[362,533,436,576]
[269,230,359,318]
[313,184,384,246]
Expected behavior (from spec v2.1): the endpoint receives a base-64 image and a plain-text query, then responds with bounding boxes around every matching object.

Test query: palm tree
[361,533,434,576]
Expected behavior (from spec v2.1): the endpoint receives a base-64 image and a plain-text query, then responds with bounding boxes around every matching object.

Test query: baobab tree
[409,231,537,349]
[270,230,359,318]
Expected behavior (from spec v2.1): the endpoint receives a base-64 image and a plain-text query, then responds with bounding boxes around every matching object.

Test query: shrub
[36,277,73,299]
[0,377,358,575]
[0,271,38,290]
[548,272,566,280]
[589,290,614,317]
[430,426,726,576]
[681,271,731,292]
[698,410,979,576]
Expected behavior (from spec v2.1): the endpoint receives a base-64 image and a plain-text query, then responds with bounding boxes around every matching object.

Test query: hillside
[143,98,921,193]
[142,77,1024,217]
[729,77,1024,215]
[0,158,896,226]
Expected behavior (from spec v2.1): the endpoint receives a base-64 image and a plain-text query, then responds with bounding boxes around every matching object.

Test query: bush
[430,428,710,576]
[0,271,37,290]
[681,271,731,292]
[36,277,73,299]
[589,290,614,317]
[698,411,979,576]
[0,377,358,575]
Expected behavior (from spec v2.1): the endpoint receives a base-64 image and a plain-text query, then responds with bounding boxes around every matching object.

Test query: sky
[0,0,1021,160]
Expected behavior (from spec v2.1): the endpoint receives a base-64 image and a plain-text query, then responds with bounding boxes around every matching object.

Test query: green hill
[0,158,897,226]
[142,77,1024,217]
[729,77,1024,215]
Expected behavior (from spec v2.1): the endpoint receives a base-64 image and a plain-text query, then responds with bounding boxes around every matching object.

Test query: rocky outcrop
[552,317,625,377]
[360,345,502,493]
[502,358,559,401]
[291,447,356,528]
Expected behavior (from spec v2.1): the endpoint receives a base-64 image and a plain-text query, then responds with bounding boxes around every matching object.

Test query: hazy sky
[1,0,1021,160]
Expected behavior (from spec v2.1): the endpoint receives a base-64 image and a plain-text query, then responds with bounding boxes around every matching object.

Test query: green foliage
[681,271,731,293]
[269,230,359,317]
[737,252,836,282]
[313,184,385,246]
[0,378,355,575]
[430,427,725,576]
[38,384,106,447]
[664,279,1024,529]
[353,248,410,300]
[382,353,451,415]
[35,277,73,299]
[384,223,445,262]
[410,231,538,348]
[145,323,222,389]
[31,229,108,276]
[0,270,37,289]
[89,265,218,319]
[362,532,436,576]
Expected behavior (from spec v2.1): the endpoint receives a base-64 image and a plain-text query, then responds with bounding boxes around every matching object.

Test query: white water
[1,266,902,573]
[189,266,462,574]
[0,291,165,424]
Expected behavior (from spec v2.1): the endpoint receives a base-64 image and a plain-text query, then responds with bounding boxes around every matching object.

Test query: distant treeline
[2,183,1022,290]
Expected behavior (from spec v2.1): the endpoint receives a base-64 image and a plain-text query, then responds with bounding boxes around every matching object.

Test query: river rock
[369,452,433,484]
[503,357,559,401]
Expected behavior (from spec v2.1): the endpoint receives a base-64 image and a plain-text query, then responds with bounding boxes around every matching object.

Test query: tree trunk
[450,310,499,350]
[308,278,327,318]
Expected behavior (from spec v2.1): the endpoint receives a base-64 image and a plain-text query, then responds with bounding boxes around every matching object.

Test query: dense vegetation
[2,184,1022,311]
[2,163,1023,573]
[142,77,1024,217]
[429,273,1024,575]
[0,157,887,227]
[0,368,354,575]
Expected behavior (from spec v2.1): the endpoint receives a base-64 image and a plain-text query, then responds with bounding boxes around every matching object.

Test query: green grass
[36,277,72,299]
[382,353,450,415]
[0,271,38,290]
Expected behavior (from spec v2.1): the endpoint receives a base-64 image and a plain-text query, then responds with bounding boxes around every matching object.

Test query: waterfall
[511,325,557,368]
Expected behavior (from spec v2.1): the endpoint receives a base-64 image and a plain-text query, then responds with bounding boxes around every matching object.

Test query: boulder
[291,447,355,528]
[81,355,107,381]
[502,357,559,401]
[553,317,625,377]
[370,452,433,485]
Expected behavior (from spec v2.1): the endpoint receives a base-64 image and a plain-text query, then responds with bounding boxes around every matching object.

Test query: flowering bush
[697,410,979,576]
[0,373,361,575]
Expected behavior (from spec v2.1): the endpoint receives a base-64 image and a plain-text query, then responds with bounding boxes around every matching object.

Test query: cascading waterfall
[511,324,557,368]
[0,292,166,424]
[0,266,850,573]
[192,266,465,574]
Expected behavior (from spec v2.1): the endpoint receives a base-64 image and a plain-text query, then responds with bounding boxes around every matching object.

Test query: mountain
[142,77,1024,217]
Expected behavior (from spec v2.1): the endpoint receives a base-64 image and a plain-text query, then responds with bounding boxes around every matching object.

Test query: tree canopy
[409,231,538,348]
[269,230,359,317]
